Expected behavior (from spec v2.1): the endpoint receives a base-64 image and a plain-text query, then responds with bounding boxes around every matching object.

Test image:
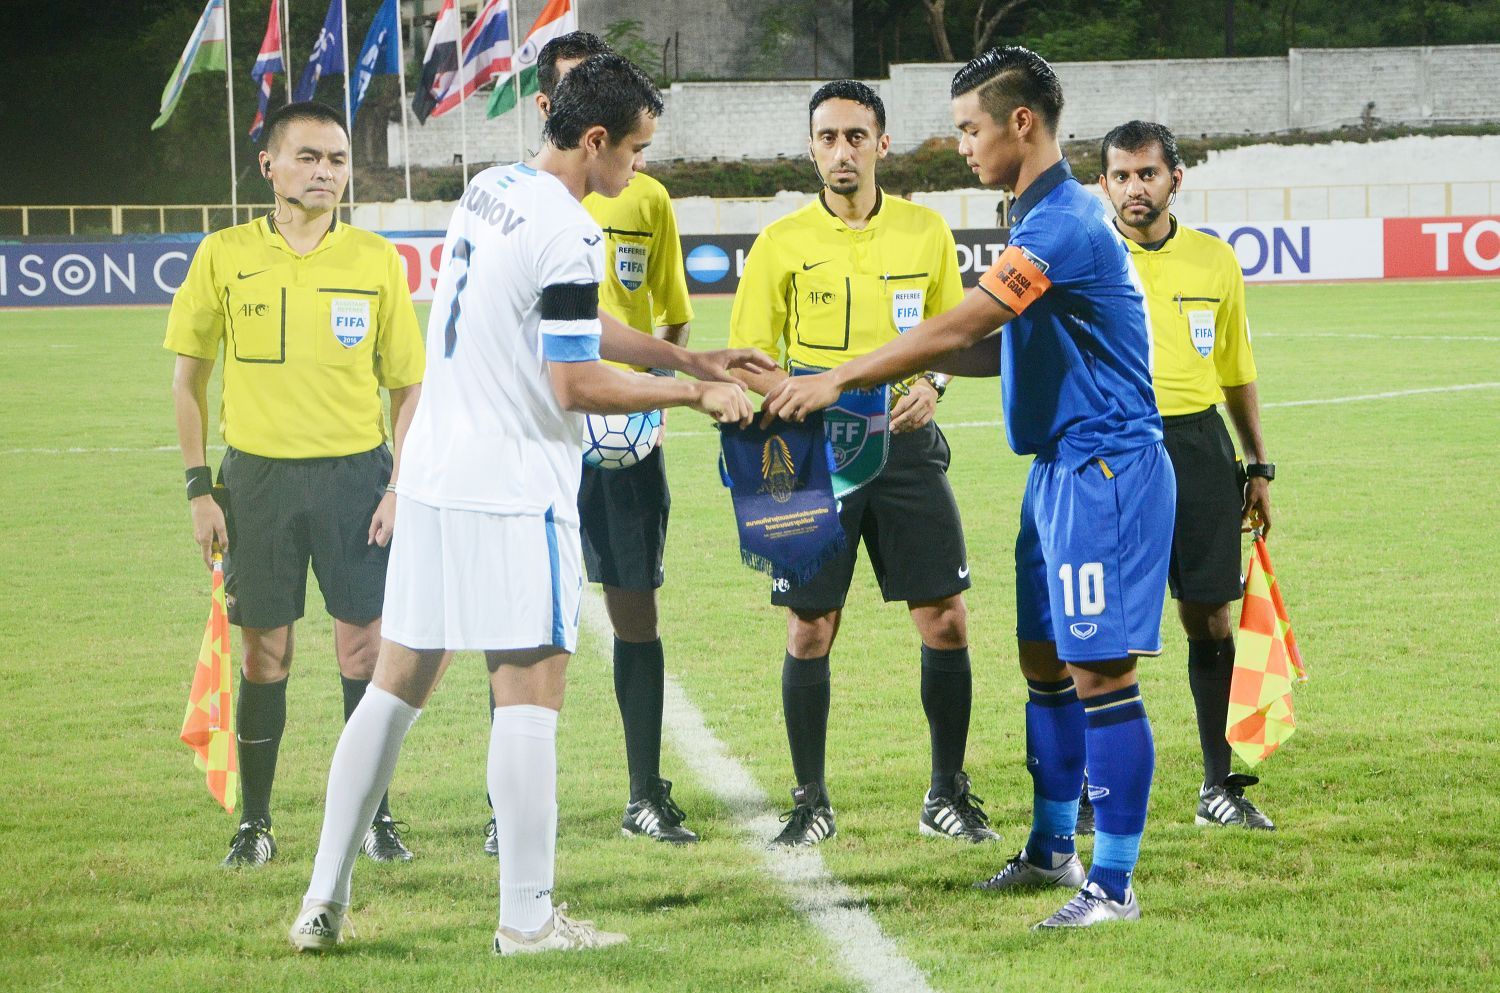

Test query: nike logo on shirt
[802,260,830,270]
[237,269,269,280]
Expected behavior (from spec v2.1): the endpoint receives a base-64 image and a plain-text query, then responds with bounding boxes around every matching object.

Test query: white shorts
[382,496,583,652]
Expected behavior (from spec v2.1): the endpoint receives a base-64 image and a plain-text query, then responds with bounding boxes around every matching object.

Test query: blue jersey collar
[1009,158,1072,225]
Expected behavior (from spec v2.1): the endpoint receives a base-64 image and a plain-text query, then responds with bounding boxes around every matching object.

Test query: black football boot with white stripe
[920,771,1000,843]
[1196,773,1276,830]
[621,776,699,844]
[222,817,277,867]
[770,783,836,847]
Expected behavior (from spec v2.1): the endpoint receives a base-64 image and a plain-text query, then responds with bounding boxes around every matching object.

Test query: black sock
[236,676,287,825]
[341,675,392,821]
[1187,637,1236,788]
[614,638,666,803]
[920,645,972,797]
[782,652,830,797]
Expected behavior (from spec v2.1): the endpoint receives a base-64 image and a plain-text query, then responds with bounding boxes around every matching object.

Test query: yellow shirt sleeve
[1212,253,1257,388]
[927,222,965,316]
[648,187,694,328]
[729,230,788,362]
[163,234,225,359]
[375,245,426,390]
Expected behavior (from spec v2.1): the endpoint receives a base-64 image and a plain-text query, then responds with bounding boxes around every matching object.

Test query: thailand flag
[412,0,460,123]
[249,0,285,142]
[430,0,513,119]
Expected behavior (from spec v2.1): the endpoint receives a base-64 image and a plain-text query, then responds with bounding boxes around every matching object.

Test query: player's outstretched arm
[762,289,1012,423]
[549,359,754,426]
[172,353,228,568]
[598,312,776,384]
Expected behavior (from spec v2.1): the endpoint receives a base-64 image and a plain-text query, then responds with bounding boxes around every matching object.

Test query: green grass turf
[1,280,1496,992]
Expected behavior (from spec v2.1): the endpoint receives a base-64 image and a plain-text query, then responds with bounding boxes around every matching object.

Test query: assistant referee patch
[540,282,600,321]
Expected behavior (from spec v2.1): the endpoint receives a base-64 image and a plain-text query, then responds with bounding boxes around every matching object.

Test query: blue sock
[1082,683,1154,902]
[1024,677,1086,867]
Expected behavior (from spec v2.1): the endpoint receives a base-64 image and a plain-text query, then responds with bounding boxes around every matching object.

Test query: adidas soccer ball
[582,410,663,470]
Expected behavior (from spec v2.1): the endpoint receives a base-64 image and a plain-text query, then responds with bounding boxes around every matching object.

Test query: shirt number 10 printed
[1058,562,1106,617]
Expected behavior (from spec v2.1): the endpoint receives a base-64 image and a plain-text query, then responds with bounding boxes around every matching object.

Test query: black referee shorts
[578,445,670,591]
[773,421,970,612]
[1162,407,1245,604]
[218,445,392,629]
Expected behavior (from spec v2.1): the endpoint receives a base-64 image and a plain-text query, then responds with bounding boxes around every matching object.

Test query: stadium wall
[390,45,1500,166]
[7,217,1497,308]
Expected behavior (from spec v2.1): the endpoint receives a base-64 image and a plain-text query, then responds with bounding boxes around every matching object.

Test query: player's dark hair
[262,100,348,150]
[950,46,1063,133]
[537,31,612,98]
[809,79,885,135]
[1099,120,1182,175]
[544,54,663,150]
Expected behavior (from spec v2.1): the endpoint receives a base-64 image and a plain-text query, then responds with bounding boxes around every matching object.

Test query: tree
[918,0,1036,61]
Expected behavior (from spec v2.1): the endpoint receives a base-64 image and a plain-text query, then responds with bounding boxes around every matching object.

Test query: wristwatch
[1245,462,1276,481]
[920,372,948,400]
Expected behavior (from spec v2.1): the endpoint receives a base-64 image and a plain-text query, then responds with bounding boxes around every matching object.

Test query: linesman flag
[411,0,460,123]
[351,0,402,126]
[486,0,577,119]
[430,0,513,119]
[152,0,227,130]
[293,0,347,104]
[180,554,238,812]
[249,0,286,142]
[1226,537,1307,767]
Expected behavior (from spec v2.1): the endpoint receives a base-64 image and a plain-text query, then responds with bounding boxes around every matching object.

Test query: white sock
[305,686,420,907]
[490,704,558,934]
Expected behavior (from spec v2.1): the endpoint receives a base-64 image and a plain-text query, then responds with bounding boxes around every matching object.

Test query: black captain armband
[539,282,600,322]
[185,465,214,501]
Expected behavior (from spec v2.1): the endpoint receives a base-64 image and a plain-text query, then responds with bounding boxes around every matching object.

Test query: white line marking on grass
[1256,332,1500,342]
[579,594,936,993]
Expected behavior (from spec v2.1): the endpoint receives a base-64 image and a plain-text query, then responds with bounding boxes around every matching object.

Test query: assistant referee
[730,80,995,847]
[167,101,426,866]
[1099,120,1277,830]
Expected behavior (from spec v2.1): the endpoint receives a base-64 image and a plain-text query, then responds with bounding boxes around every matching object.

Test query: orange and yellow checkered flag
[180,554,238,812]
[1227,537,1307,767]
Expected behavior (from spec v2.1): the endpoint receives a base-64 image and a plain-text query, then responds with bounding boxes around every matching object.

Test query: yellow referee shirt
[730,190,963,369]
[164,216,425,459]
[583,172,694,370]
[1124,218,1257,417]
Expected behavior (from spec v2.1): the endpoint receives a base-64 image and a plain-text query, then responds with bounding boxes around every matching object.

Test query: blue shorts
[1015,443,1176,663]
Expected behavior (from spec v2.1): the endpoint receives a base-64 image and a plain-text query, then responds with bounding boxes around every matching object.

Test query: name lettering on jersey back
[463,185,527,234]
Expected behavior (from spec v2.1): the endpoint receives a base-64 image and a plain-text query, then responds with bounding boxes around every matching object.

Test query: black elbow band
[539,282,599,321]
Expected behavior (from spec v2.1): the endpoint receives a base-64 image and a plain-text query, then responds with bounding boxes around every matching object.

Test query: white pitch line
[578,594,936,993]
[1255,332,1500,342]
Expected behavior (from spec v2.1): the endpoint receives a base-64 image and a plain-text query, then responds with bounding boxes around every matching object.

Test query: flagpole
[339,0,355,208]
[281,0,293,102]
[510,0,523,162]
[224,0,240,219]
[458,0,470,187]
[394,0,413,200]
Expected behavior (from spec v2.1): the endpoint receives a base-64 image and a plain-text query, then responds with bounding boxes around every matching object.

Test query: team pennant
[1226,537,1307,767]
[180,554,238,812]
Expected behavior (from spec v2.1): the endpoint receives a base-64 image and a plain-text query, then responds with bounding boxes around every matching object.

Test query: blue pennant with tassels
[719,414,846,587]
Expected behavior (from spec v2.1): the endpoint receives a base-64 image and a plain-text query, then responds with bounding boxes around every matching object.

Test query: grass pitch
[1,280,1497,992]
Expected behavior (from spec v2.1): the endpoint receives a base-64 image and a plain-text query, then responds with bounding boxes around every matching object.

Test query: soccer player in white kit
[288,54,767,956]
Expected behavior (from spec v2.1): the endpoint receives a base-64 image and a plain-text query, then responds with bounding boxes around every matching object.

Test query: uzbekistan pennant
[180,554,238,812]
[720,416,845,586]
[1226,537,1307,767]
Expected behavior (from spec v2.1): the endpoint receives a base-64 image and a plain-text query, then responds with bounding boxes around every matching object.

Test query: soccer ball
[582,410,663,470]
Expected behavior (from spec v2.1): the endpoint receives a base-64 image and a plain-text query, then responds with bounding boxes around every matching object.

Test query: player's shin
[1080,683,1155,902]
[490,704,559,935]
[305,686,421,907]
[1024,677,1085,864]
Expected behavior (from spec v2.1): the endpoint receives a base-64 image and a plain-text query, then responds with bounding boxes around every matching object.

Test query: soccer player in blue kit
[764,46,1174,930]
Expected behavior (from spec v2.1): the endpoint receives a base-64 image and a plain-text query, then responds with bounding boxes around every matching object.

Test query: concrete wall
[391,45,1500,167]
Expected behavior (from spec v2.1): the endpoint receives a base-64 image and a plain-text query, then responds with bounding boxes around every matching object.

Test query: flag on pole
[430,0,513,119]
[293,0,347,104]
[411,0,460,123]
[1226,537,1307,767]
[180,555,238,812]
[249,0,286,141]
[152,0,228,130]
[351,0,402,126]
[486,0,577,119]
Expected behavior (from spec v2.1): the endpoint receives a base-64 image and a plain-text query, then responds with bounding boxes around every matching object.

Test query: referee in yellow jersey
[731,81,997,847]
[481,32,700,849]
[167,102,426,866]
[1099,121,1277,830]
